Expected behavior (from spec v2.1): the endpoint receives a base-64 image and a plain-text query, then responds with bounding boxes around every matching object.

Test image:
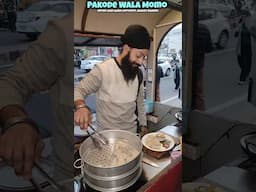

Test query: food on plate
[156,133,166,140]
[84,139,139,168]
[160,139,171,148]
[145,133,172,150]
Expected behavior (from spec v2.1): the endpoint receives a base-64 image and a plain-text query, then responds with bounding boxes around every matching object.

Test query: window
[52,4,71,12]
[89,56,105,61]
[215,0,225,4]
[199,9,216,20]
[66,3,74,12]
[156,23,182,107]
[26,3,49,11]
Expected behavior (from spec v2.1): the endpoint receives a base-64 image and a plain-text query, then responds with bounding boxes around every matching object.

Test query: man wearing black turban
[74,25,151,136]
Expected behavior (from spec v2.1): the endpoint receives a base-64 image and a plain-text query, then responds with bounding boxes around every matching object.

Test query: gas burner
[238,158,256,172]
[174,121,182,129]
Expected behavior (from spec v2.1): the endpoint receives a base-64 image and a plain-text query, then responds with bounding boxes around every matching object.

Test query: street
[204,33,256,124]
[0,30,29,47]
[159,75,180,102]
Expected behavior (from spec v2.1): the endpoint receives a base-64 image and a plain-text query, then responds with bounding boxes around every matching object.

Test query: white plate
[0,158,53,190]
[74,125,89,137]
[0,138,53,190]
[141,132,175,152]
[74,125,98,137]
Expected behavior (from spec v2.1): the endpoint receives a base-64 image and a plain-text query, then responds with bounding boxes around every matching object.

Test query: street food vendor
[74,25,151,136]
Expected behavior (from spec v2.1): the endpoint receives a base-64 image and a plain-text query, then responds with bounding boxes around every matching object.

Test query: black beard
[120,53,140,84]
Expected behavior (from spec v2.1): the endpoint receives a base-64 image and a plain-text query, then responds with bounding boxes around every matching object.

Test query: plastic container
[144,99,154,114]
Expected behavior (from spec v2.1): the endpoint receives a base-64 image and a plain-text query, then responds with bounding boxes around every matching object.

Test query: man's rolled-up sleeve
[74,65,102,101]
[0,21,65,109]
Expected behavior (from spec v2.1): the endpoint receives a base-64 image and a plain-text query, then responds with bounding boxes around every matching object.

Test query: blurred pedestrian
[246,7,256,106]
[155,65,163,102]
[174,64,180,90]
[236,11,252,85]
[3,0,16,31]
[172,53,180,90]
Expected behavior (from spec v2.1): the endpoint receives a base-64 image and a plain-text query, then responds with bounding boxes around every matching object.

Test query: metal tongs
[30,162,65,192]
[87,124,108,149]
[0,157,64,191]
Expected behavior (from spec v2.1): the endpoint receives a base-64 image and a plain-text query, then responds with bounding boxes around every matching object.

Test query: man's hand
[74,107,92,130]
[0,124,43,180]
[140,126,149,137]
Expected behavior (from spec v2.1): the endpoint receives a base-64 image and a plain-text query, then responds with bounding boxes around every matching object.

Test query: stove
[238,158,256,172]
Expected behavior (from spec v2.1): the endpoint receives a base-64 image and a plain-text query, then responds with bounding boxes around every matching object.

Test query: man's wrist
[2,116,39,134]
[0,105,27,126]
[74,104,91,112]
[138,125,147,132]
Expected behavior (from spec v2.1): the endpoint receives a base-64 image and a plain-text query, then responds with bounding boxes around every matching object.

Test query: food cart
[73,0,182,191]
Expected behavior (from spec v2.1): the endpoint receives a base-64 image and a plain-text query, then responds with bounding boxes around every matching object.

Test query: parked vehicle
[250,3,256,15]
[199,7,231,49]
[80,55,109,72]
[74,74,85,86]
[74,59,81,68]
[16,1,73,40]
[157,56,179,77]
[157,57,171,77]
[200,0,236,18]
[0,1,8,28]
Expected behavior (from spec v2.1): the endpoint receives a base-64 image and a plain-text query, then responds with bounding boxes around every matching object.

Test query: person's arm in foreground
[0,20,64,179]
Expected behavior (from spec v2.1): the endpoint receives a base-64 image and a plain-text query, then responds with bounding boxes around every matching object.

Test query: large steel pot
[83,163,142,192]
[74,130,143,192]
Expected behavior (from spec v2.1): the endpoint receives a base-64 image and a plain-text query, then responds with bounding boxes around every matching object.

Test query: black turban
[121,25,151,49]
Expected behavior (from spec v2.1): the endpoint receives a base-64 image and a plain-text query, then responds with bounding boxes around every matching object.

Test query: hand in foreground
[0,124,43,180]
[74,107,92,130]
